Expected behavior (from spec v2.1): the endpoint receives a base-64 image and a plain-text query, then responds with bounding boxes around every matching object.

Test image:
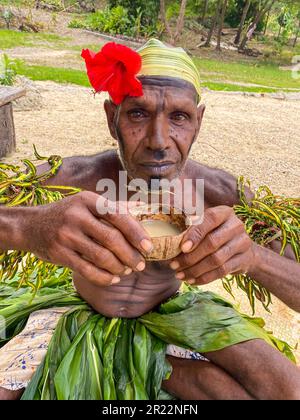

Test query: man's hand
[169,206,256,285]
[20,191,153,287]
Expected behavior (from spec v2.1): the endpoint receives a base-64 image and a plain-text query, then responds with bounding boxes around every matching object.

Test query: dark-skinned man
[0,39,299,400]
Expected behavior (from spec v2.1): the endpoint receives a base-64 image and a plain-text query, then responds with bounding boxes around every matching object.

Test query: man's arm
[0,191,152,287]
[248,244,300,312]
[0,206,32,251]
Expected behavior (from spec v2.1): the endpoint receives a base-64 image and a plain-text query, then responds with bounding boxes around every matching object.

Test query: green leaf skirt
[0,282,295,400]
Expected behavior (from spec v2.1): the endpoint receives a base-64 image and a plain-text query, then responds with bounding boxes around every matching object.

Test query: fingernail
[111,276,121,284]
[140,239,153,253]
[182,240,193,253]
[187,278,196,285]
[136,261,146,271]
[170,261,180,270]
[175,272,185,280]
[124,267,132,275]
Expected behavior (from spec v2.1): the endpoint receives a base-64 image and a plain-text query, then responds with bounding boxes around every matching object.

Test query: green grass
[16,62,90,86]
[202,81,281,93]
[194,57,300,91]
[0,0,25,5]
[70,43,104,52]
[15,61,297,94]
[0,29,70,49]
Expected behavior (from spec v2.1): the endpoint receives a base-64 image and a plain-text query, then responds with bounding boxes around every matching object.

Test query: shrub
[68,18,86,29]
[86,6,131,35]
[108,0,160,28]
[1,9,14,29]
[0,54,18,86]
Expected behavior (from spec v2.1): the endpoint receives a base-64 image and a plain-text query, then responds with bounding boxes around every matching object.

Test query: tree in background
[293,10,300,47]
[234,0,252,45]
[203,0,222,46]
[159,0,188,44]
[238,0,277,50]
[201,0,209,23]
[216,0,228,50]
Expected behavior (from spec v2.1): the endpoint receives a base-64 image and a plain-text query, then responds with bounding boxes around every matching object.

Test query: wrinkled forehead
[138,76,199,104]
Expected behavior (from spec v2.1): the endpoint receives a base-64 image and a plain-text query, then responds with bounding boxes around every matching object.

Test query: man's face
[104,78,205,183]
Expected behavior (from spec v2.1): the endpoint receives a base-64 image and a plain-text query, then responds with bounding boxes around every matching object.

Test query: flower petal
[81,43,143,104]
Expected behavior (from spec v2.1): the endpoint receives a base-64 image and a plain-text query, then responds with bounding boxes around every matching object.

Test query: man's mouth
[139,161,175,175]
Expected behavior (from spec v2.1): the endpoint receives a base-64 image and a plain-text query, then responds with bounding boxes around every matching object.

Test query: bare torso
[45,149,243,318]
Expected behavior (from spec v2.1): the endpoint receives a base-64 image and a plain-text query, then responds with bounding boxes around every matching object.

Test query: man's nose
[146,115,170,152]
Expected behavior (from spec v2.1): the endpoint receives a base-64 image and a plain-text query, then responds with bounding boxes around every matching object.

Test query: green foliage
[85,6,131,35]
[0,53,17,86]
[1,8,14,29]
[0,148,80,290]
[4,289,294,399]
[108,0,160,28]
[68,5,162,37]
[221,0,269,31]
[226,0,247,28]
[68,17,86,29]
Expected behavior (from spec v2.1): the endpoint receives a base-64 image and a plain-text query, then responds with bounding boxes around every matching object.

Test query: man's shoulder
[46,149,120,191]
[74,149,119,173]
[69,149,121,190]
[186,159,243,207]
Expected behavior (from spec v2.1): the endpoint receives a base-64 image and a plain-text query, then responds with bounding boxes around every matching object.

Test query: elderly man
[0,39,299,400]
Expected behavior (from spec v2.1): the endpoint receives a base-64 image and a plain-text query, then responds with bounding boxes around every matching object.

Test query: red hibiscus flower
[81,42,143,105]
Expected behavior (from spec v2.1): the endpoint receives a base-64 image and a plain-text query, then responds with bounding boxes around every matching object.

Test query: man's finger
[65,250,121,287]
[82,215,146,271]
[102,212,153,255]
[84,193,153,254]
[180,206,234,253]
[175,236,248,281]
[189,254,247,286]
[70,233,129,276]
[172,218,245,269]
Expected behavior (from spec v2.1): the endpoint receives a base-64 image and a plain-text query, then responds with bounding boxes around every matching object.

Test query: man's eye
[171,112,188,122]
[128,110,145,119]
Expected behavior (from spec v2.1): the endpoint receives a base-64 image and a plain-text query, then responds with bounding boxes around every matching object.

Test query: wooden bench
[0,86,26,158]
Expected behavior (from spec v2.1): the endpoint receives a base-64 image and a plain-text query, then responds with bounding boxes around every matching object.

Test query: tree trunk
[292,21,300,48]
[203,0,222,47]
[234,0,251,45]
[263,7,271,35]
[239,0,276,51]
[173,0,188,42]
[216,0,228,51]
[160,0,173,40]
[160,0,187,44]
[277,24,282,39]
[201,0,209,24]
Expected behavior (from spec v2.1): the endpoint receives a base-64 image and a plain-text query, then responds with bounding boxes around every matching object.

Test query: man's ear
[104,99,118,140]
[196,104,206,131]
[192,104,206,144]
[194,104,205,141]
